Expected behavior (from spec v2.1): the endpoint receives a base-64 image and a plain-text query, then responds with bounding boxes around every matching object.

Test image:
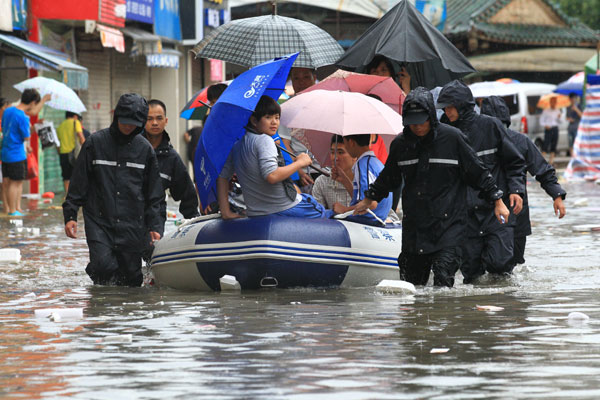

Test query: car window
[527,95,543,115]
[502,95,519,115]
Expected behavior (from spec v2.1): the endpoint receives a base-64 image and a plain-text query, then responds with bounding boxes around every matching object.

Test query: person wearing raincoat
[480,96,567,266]
[354,87,508,287]
[436,80,526,284]
[143,99,199,224]
[63,93,164,287]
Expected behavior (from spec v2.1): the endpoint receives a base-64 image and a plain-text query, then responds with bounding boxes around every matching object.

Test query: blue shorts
[276,193,334,219]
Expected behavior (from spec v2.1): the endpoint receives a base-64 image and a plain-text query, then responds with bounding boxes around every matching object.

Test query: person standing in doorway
[1,89,50,216]
[56,111,85,193]
[63,93,164,287]
[566,92,583,156]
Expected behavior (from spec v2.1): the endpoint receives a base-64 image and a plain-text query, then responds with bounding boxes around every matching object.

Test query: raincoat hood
[480,96,511,128]
[436,80,476,122]
[402,86,439,129]
[111,93,149,140]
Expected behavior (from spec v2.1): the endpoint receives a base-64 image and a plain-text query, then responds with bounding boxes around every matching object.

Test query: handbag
[34,121,59,149]
[69,120,83,166]
[26,152,38,180]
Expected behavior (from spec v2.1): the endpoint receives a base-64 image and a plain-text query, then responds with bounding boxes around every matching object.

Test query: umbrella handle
[275,144,330,177]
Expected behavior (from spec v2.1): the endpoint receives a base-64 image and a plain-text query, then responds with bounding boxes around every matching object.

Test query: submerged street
[1,179,599,399]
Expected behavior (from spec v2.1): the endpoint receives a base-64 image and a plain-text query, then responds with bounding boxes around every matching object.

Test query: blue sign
[154,0,181,40]
[415,0,446,31]
[12,0,26,30]
[126,0,154,24]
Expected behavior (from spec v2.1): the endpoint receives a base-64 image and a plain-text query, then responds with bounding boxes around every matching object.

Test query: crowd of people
[0,59,570,289]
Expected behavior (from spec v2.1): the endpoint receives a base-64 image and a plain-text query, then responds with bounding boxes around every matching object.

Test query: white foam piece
[573,224,600,233]
[376,279,417,295]
[568,312,590,322]
[34,308,83,320]
[573,198,589,207]
[220,274,241,291]
[0,248,21,263]
[102,334,133,343]
[9,219,23,226]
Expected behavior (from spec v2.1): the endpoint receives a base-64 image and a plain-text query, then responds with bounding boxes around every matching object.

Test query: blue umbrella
[194,53,299,208]
[555,72,585,96]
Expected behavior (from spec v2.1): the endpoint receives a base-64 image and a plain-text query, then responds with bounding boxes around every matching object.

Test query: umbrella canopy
[555,72,585,96]
[302,69,404,113]
[335,0,475,89]
[194,53,298,207]
[281,90,403,136]
[537,93,571,109]
[192,15,343,69]
[180,87,211,121]
[13,76,86,114]
[469,81,520,99]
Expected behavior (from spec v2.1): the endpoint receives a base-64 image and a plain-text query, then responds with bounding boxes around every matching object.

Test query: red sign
[99,0,127,27]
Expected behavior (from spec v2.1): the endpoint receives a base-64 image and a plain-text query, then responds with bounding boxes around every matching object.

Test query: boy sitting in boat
[332,134,394,226]
[217,95,331,219]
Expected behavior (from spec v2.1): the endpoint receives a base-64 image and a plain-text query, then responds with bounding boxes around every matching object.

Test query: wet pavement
[1,178,600,399]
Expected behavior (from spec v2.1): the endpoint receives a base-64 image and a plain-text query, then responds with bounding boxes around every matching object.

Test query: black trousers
[85,240,143,287]
[461,225,515,283]
[398,247,462,287]
[513,236,527,265]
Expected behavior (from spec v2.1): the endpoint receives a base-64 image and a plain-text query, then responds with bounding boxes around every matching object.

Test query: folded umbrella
[336,0,475,89]
[14,76,86,114]
[192,14,343,69]
[194,53,298,208]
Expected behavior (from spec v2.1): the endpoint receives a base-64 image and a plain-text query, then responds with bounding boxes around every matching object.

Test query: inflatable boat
[151,215,402,291]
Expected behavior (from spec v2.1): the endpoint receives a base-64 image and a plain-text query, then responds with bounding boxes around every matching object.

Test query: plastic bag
[34,121,60,149]
[26,152,38,180]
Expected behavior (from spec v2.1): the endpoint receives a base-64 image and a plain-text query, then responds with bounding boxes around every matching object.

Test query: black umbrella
[336,0,475,89]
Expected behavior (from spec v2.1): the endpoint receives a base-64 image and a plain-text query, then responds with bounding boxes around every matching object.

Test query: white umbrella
[468,81,520,99]
[14,76,86,114]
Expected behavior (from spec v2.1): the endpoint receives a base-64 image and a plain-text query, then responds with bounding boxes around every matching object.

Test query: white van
[500,82,569,154]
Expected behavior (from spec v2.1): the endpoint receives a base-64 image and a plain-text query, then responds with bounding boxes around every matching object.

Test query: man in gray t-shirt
[220,131,301,216]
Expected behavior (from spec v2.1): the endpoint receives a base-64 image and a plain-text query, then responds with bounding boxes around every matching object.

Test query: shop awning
[121,27,162,56]
[0,33,88,90]
[469,47,597,73]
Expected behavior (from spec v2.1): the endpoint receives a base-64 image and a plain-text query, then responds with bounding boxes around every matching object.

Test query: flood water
[1,179,600,399]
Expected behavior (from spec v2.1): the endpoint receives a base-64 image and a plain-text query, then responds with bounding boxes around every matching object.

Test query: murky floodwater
[1,179,600,399]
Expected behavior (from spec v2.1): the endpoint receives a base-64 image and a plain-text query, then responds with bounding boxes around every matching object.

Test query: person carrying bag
[56,111,85,192]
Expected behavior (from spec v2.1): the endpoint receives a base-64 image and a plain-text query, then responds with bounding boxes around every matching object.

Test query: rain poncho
[142,130,199,223]
[437,81,526,282]
[367,87,503,255]
[63,93,164,286]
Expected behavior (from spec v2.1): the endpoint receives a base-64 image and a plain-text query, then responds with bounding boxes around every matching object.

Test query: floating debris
[573,198,589,207]
[102,334,133,343]
[430,348,450,354]
[0,248,21,263]
[567,312,590,322]
[476,305,504,312]
[34,308,84,320]
[220,274,241,291]
[376,279,417,295]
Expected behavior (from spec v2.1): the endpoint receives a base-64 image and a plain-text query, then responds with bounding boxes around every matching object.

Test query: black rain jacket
[63,93,164,250]
[438,80,526,231]
[142,130,199,222]
[367,87,504,255]
[481,96,567,237]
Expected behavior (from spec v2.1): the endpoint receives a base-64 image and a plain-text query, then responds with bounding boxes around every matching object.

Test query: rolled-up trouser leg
[482,226,515,275]
[431,247,462,288]
[86,240,120,285]
[398,252,431,286]
[460,237,485,284]
[513,236,526,265]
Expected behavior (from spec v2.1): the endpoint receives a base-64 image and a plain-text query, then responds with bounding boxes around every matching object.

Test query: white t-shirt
[540,108,561,128]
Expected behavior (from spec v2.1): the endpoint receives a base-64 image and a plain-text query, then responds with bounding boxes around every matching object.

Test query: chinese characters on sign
[126,0,153,24]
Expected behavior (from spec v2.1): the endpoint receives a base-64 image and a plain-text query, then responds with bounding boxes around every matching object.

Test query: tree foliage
[555,0,600,30]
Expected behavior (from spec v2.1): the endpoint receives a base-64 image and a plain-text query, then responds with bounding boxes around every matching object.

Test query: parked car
[500,82,569,155]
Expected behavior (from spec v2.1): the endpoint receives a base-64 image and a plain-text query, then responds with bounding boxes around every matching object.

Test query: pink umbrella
[281,90,403,167]
[301,69,404,113]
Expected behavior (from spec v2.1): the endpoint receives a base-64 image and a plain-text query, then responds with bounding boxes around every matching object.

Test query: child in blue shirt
[333,134,393,225]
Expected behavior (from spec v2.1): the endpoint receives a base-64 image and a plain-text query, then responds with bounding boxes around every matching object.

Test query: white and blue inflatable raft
[151,215,402,291]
